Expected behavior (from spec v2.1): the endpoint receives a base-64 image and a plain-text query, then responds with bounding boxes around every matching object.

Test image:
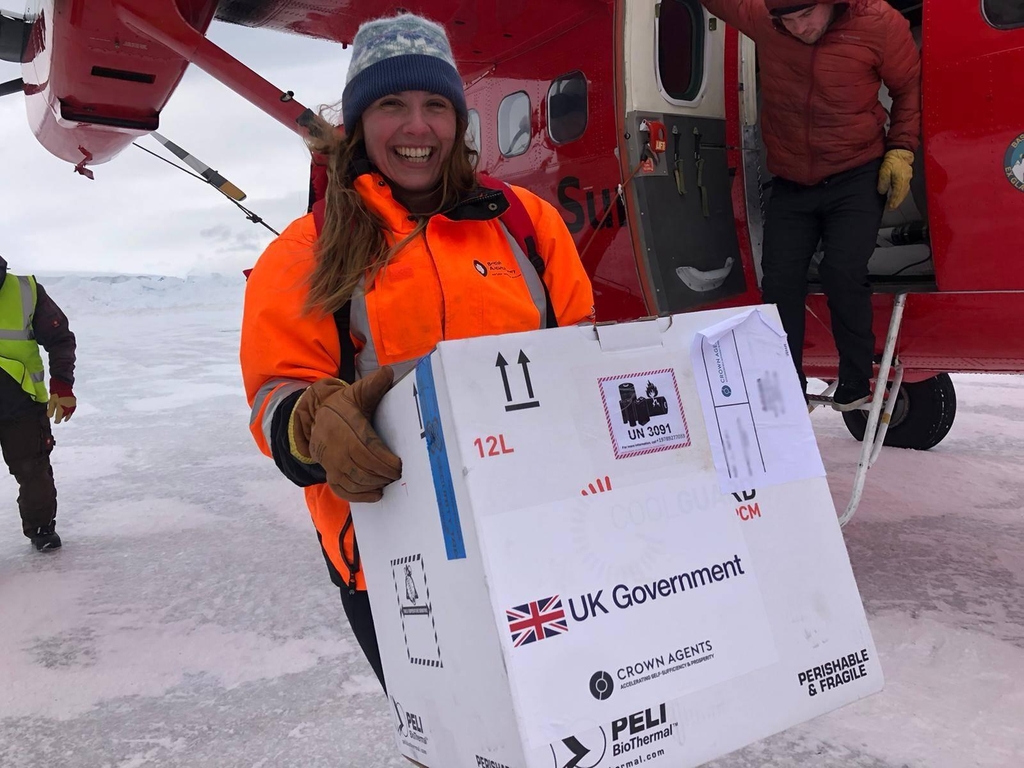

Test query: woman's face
[362,91,458,193]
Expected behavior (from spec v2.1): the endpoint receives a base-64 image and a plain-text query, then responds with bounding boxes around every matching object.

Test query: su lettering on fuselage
[558,176,627,234]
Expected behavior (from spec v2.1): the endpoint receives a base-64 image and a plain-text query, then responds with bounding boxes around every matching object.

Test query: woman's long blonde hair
[305,110,478,315]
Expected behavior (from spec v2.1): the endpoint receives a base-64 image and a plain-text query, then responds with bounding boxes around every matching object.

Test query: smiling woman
[239,12,595,692]
[361,91,458,198]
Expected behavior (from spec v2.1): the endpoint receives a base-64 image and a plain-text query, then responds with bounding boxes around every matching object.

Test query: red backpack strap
[310,150,330,236]
[312,198,326,236]
[309,152,329,212]
[478,174,557,328]
[478,174,545,276]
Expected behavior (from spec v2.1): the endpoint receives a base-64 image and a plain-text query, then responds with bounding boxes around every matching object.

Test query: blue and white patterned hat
[342,13,467,133]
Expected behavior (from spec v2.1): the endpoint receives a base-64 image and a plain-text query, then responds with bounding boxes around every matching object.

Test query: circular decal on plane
[1005,133,1024,192]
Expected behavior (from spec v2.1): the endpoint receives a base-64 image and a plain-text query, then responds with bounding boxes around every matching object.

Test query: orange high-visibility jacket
[241,171,595,590]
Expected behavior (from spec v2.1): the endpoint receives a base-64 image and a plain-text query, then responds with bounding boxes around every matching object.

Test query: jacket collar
[348,146,509,226]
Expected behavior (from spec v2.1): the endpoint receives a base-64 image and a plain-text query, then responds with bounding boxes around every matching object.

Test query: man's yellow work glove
[877,149,915,211]
[46,378,76,423]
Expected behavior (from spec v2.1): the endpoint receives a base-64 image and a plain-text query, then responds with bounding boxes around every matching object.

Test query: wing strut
[111,0,322,139]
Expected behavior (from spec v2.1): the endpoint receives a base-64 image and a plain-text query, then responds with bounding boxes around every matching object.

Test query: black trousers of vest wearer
[0,402,57,536]
[761,158,887,391]
[339,585,386,691]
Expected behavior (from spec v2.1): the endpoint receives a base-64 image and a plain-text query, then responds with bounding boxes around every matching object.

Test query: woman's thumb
[350,365,395,414]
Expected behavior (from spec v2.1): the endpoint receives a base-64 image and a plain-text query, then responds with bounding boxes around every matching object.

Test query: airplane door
[621,0,752,313]
[923,0,1024,291]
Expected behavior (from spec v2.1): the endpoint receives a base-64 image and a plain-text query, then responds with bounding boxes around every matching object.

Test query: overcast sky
[0,8,352,276]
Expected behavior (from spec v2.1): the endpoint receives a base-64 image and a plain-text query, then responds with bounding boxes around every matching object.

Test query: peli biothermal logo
[391,697,428,751]
[610,703,677,758]
[550,703,680,767]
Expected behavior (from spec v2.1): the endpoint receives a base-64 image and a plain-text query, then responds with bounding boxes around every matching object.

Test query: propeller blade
[150,131,247,201]
[0,77,23,97]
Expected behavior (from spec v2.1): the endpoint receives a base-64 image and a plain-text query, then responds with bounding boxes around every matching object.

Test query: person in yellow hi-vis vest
[0,255,77,551]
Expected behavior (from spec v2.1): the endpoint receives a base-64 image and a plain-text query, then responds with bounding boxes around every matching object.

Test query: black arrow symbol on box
[561,736,591,768]
[495,353,512,402]
[517,349,535,399]
[413,383,425,439]
[497,351,541,411]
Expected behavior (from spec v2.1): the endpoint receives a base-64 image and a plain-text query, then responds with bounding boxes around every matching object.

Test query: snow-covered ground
[1,276,1021,767]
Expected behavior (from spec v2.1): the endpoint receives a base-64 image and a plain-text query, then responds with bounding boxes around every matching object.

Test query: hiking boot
[30,525,62,552]
[832,380,872,412]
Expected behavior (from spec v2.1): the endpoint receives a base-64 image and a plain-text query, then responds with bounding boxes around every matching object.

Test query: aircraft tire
[842,373,957,450]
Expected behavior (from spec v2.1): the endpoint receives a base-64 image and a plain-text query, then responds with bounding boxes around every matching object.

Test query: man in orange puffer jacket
[701,0,921,410]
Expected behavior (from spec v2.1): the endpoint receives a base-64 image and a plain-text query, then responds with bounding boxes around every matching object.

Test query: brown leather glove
[290,367,402,502]
[288,378,347,464]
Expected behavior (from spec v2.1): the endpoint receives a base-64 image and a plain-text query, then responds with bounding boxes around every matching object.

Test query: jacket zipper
[806,44,819,183]
[422,225,447,337]
[339,514,361,592]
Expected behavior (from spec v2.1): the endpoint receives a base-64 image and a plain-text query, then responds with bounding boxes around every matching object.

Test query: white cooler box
[351,306,882,768]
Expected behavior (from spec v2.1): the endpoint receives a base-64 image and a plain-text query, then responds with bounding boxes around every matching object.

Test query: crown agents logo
[1005,133,1024,193]
[589,670,614,700]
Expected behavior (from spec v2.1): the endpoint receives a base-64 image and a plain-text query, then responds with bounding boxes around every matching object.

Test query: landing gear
[810,294,958,527]
[837,293,906,527]
[842,373,957,451]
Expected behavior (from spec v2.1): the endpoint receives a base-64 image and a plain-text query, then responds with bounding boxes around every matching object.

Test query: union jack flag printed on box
[506,595,568,647]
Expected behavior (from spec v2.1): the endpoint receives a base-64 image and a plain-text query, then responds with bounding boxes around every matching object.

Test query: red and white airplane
[3,0,1023,518]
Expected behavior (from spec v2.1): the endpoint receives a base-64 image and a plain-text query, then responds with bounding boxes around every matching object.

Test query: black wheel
[842,373,957,450]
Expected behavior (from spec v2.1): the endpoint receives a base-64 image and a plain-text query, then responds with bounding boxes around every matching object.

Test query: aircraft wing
[214,0,610,78]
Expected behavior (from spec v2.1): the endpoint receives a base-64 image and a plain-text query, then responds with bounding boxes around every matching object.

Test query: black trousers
[761,159,886,390]
[0,403,57,536]
[338,586,386,691]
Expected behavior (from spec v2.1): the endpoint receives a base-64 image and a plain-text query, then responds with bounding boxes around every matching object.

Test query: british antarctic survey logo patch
[1005,133,1024,193]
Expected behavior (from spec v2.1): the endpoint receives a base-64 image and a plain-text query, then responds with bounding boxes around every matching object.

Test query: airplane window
[983,0,1024,28]
[467,108,481,153]
[498,91,531,157]
[548,72,589,144]
[657,0,706,102]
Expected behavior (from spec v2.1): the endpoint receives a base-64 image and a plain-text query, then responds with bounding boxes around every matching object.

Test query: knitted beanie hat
[765,1,828,17]
[341,13,467,133]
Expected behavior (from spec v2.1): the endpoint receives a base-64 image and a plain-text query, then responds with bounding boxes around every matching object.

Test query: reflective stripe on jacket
[241,172,595,589]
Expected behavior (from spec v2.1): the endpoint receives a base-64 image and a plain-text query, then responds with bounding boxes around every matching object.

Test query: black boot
[30,524,62,552]
[832,379,872,412]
